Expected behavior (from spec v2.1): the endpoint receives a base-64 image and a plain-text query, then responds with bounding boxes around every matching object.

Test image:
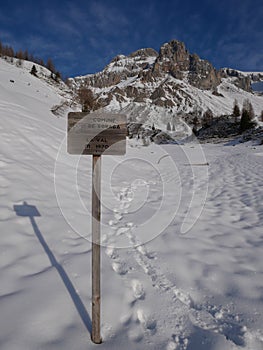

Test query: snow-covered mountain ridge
[69,40,263,136]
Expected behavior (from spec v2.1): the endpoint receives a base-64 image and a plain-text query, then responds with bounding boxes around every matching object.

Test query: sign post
[91,154,102,344]
[67,111,127,344]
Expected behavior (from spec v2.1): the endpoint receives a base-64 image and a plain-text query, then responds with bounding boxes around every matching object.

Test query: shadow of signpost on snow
[13,201,92,334]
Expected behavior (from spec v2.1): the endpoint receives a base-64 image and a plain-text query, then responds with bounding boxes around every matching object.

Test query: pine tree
[30,65,38,77]
[54,71,61,82]
[15,49,24,60]
[38,59,45,67]
[233,99,240,122]
[167,122,171,131]
[46,58,56,73]
[240,99,256,132]
[78,87,95,112]
[202,109,213,128]
[4,46,14,58]
[24,50,29,61]
[243,99,255,119]
[261,110,263,122]
[193,115,199,127]
[240,110,252,132]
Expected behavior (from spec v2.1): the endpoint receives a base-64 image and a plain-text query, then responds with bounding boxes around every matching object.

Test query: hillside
[1,56,263,350]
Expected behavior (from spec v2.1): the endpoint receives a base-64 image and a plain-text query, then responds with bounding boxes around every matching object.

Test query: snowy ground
[1,59,263,350]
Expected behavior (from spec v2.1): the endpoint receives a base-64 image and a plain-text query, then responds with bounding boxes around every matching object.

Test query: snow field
[1,58,263,350]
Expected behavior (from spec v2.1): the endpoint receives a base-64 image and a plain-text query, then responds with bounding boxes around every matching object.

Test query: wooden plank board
[67,112,127,155]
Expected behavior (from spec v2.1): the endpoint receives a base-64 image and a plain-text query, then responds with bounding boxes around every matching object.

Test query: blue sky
[0,0,262,77]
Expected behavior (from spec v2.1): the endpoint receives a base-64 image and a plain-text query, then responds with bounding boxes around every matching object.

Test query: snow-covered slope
[1,58,263,350]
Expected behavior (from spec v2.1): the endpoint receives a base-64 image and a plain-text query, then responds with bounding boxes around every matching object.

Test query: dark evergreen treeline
[0,39,61,80]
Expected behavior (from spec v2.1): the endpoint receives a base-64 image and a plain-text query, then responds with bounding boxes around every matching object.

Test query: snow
[105,55,156,74]
[1,58,263,350]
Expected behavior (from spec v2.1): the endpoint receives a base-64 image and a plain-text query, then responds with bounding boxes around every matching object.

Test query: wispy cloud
[215,37,263,70]
[25,35,58,54]
[43,9,83,38]
[89,1,129,32]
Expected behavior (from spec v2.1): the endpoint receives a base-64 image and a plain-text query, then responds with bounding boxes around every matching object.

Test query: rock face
[151,40,221,90]
[188,53,221,90]
[153,40,190,78]
[220,68,252,92]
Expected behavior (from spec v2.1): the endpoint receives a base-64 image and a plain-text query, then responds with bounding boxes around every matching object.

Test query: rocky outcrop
[220,68,252,92]
[153,40,190,79]
[188,54,221,90]
[151,40,221,90]
[233,76,251,92]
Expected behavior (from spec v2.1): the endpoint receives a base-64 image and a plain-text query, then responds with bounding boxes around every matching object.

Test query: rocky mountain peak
[69,39,260,123]
[158,40,189,65]
[149,40,221,90]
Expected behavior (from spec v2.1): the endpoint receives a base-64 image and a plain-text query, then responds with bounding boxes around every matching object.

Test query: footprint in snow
[114,212,123,221]
[116,226,131,236]
[127,326,144,342]
[105,246,128,275]
[105,246,118,259]
[111,260,128,275]
[131,279,145,301]
[124,309,157,342]
[136,309,157,334]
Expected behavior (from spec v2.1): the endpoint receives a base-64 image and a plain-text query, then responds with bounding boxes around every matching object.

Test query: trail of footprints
[104,183,248,349]
[103,184,160,344]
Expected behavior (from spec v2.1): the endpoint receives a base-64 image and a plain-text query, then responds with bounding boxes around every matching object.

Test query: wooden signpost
[67,112,127,155]
[67,111,127,344]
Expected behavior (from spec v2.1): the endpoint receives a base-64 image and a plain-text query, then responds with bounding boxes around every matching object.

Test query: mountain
[69,40,263,138]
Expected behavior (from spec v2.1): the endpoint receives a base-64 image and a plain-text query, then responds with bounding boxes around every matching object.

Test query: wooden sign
[67,112,127,155]
[67,110,127,344]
